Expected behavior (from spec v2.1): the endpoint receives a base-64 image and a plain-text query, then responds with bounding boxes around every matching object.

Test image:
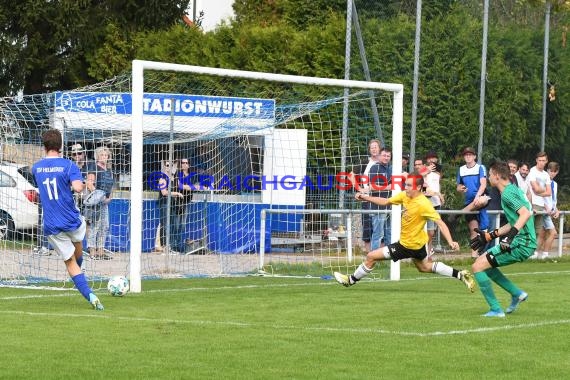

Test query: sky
[195,0,235,31]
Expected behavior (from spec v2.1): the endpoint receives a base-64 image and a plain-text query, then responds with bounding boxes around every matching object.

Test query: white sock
[381,246,391,260]
[431,262,454,278]
[353,263,374,281]
[542,251,549,257]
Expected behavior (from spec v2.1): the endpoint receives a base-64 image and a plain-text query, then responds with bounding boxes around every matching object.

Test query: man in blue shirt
[456,147,489,259]
[351,141,392,251]
[33,129,104,310]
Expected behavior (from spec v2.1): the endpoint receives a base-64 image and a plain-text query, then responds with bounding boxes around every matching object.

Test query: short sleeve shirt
[32,157,83,235]
[525,167,551,207]
[389,192,441,249]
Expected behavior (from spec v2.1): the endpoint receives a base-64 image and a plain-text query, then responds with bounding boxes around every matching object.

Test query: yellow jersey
[388,191,441,250]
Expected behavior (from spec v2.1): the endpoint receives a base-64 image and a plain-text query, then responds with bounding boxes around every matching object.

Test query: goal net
[0,60,403,291]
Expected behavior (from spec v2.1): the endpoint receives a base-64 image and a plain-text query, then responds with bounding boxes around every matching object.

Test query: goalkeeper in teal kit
[469,161,536,317]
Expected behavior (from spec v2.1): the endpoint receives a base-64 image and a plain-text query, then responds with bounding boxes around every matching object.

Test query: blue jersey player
[33,129,104,310]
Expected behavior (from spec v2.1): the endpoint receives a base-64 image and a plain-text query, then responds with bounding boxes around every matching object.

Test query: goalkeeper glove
[499,227,518,251]
[469,228,499,252]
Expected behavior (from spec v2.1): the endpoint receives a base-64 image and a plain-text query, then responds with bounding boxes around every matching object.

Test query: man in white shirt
[525,151,551,258]
[537,161,560,259]
[424,151,444,255]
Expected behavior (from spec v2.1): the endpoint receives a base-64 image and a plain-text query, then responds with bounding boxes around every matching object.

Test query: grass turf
[1,259,569,379]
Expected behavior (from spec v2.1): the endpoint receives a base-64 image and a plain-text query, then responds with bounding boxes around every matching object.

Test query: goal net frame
[129,59,404,293]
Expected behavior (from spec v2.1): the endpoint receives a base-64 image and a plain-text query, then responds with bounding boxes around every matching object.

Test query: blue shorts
[543,215,555,230]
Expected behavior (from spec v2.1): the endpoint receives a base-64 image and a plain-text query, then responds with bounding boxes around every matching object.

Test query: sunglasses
[181,161,189,164]
[71,152,83,156]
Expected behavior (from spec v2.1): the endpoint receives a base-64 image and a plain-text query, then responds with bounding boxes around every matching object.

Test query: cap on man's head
[402,152,410,160]
[71,143,84,153]
[462,146,476,156]
[425,150,438,159]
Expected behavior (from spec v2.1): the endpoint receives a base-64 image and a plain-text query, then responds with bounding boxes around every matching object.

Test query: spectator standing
[380,148,393,246]
[178,157,194,252]
[86,147,115,260]
[157,160,186,254]
[424,151,444,255]
[70,143,93,245]
[350,140,383,251]
[368,147,393,248]
[456,147,489,259]
[525,152,551,258]
[536,161,560,259]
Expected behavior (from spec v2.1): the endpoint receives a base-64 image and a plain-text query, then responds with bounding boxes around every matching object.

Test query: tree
[0,0,189,96]
[232,0,346,29]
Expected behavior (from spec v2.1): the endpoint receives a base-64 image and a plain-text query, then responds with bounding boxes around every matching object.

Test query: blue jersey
[457,163,486,204]
[33,157,83,235]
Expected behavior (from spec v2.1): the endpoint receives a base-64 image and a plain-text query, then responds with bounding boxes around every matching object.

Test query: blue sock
[76,255,83,269]
[72,273,93,301]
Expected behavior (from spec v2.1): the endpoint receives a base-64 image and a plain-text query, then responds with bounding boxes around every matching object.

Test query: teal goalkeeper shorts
[487,242,535,267]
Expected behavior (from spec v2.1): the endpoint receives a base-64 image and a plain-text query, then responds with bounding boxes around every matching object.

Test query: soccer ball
[107,275,129,297]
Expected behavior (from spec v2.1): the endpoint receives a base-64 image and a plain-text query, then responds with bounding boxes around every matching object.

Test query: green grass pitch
[1,259,569,379]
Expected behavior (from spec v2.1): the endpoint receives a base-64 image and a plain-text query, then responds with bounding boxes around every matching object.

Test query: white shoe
[333,272,352,287]
[459,270,476,293]
[33,247,51,256]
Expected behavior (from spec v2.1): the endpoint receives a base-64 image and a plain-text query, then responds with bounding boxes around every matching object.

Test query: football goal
[0,60,403,292]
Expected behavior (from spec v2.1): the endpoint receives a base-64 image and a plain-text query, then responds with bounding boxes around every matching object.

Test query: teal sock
[486,268,521,297]
[71,273,93,301]
[474,271,502,312]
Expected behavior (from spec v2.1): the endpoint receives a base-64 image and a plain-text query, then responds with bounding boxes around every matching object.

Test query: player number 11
[42,177,59,200]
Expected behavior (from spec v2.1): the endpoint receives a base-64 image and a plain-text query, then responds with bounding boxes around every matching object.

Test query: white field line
[1,269,569,299]
[0,309,569,337]
[0,269,569,337]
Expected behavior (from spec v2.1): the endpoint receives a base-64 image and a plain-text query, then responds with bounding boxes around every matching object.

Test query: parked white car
[0,162,39,239]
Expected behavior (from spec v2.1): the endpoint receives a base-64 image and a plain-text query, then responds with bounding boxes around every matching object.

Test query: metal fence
[259,208,569,274]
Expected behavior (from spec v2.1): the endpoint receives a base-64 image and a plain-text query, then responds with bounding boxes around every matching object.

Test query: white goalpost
[129,60,404,293]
